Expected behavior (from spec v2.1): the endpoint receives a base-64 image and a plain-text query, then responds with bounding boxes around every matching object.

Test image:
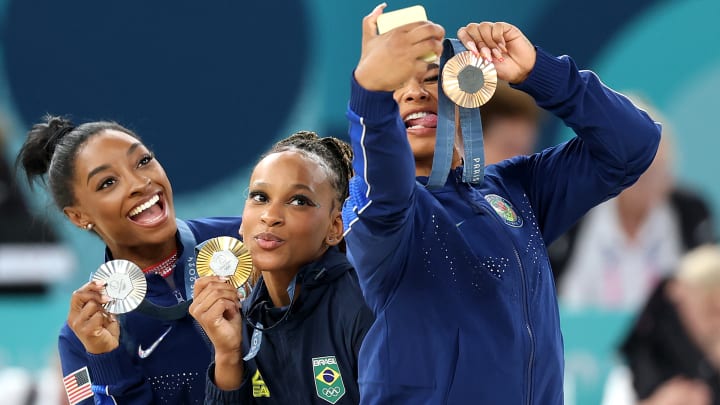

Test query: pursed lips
[254,232,285,250]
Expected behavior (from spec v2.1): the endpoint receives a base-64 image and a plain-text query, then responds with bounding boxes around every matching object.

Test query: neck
[414,152,463,178]
[262,270,298,307]
[109,239,178,270]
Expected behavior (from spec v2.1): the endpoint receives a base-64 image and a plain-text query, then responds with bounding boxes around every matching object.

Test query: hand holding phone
[376,5,437,63]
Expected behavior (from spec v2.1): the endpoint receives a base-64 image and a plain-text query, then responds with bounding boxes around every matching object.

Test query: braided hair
[264,130,354,208]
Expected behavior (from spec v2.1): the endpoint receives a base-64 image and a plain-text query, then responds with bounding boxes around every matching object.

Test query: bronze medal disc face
[91,259,147,314]
[442,51,497,108]
[196,236,252,288]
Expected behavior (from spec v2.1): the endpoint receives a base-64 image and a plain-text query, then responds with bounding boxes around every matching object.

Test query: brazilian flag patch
[312,356,346,404]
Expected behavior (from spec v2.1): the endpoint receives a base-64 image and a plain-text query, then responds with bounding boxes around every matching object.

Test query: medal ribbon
[427,38,485,189]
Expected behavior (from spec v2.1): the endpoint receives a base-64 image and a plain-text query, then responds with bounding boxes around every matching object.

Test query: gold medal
[441,51,497,108]
[196,236,252,288]
[91,260,147,314]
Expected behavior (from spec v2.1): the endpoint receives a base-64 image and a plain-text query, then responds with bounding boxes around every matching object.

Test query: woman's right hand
[67,281,120,354]
[354,3,445,92]
[189,276,243,357]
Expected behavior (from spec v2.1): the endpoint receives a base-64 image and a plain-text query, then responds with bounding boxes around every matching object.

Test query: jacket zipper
[478,203,535,405]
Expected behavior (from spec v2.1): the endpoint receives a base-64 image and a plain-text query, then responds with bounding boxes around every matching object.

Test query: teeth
[129,194,159,217]
[404,111,429,122]
[408,125,426,129]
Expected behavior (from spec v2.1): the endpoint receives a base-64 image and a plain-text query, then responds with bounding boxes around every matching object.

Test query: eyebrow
[250,182,315,193]
[86,142,143,185]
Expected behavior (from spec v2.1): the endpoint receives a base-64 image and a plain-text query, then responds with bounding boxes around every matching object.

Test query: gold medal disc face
[196,236,252,288]
[91,259,147,314]
[442,51,497,108]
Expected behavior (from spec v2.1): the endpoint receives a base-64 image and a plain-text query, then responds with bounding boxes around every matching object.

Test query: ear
[325,208,344,247]
[63,206,91,230]
[238,222,245,241]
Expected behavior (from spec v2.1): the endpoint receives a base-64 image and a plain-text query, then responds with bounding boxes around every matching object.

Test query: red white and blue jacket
[58,217,242,404]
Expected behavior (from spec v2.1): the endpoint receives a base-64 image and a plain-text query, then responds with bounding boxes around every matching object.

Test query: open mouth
[404,111,438,130]
[127,193,167,226]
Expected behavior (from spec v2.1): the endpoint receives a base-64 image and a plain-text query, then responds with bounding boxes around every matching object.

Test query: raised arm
[343,5,445,309]
[189,276,251,404]
[59,283,154,404]
[458,22,660,243]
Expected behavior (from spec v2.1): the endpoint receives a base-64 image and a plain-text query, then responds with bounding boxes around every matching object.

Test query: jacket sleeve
[58,324,153,404]
[507,48,661,244]
[342,75,419,311]
[203,362,253,404]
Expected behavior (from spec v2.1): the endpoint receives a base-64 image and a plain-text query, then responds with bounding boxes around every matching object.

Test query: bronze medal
[441,51,497,108]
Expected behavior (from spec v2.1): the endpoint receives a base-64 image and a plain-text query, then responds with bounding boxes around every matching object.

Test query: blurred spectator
[549,98,716,310]
[602,244,720,405]
[481,80,544,165]
[0,121,74,293]
[0,358,68,405]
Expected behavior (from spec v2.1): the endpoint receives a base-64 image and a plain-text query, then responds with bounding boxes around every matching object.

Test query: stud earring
[85,223,94,231]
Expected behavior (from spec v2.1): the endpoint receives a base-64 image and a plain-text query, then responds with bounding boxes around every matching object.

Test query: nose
[129,174,152,196]
[397,78,429,103]
[260,203,283,228]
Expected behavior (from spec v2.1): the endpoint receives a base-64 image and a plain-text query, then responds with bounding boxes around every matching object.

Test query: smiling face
[240,151,342,277]
[63,130,176,263]
[393,63,440,173]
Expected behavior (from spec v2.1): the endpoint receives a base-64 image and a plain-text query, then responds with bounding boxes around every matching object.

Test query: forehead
[73,130,145,177]
[251,150,329,187]
[78,129,142,155]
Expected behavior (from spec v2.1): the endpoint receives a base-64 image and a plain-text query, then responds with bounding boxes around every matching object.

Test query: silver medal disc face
[210,250,239,277]
[91,260,147,314]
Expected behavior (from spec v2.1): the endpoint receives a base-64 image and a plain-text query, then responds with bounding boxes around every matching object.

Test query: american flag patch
[63,366,93,405]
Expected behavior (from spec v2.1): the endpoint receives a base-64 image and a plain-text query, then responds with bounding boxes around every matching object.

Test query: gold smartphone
[376,5,437,63]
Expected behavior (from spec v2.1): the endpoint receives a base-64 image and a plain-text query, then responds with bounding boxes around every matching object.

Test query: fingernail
[465,42,479,57]
[219,276,229,282]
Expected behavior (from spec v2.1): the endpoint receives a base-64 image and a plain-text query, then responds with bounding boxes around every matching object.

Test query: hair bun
[17,115,76,181]
[45,116,76,152]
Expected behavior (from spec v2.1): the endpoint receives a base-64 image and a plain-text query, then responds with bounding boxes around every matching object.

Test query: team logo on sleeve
[312,356,346,403]
[485,194,523,227]
[252,369,270,398]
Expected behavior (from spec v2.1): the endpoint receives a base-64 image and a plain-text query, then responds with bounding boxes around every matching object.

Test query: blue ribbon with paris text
[427,38,485,189]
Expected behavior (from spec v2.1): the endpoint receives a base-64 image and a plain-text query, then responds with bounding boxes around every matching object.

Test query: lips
[254,232,285,250]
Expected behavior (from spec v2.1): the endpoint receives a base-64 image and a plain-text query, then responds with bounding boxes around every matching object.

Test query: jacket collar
[242,247,353,324]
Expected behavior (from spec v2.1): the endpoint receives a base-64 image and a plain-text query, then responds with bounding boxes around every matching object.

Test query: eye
[423,74,439,84]
[137,154,154,168]
[248,191,267,204]
[97,177,117,191]
[288,194,317,207]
